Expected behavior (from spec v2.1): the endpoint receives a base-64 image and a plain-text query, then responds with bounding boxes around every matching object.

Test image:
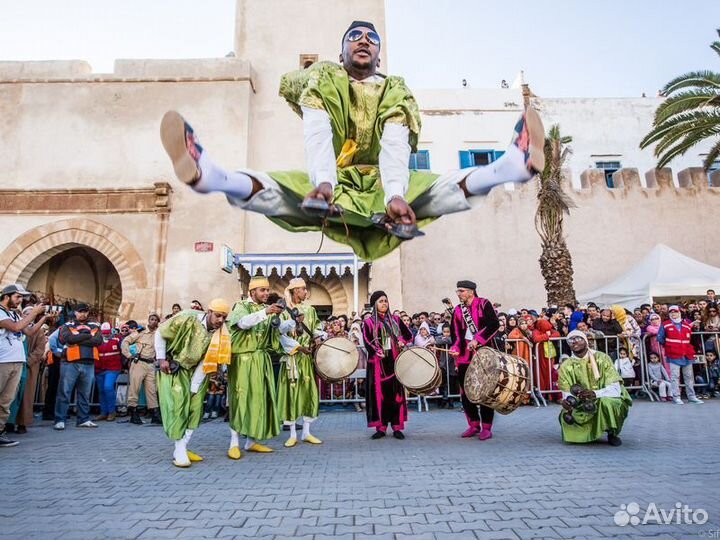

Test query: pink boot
[461,423,480,438]
[478,423,493,441]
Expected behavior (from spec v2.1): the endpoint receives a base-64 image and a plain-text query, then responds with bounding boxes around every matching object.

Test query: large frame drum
[395,346,442,396]
[463,347,530,414]
[314,337,359,383]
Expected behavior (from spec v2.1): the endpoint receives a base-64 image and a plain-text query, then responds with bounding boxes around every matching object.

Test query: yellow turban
[248,276,270,291]
[208,298,231,315]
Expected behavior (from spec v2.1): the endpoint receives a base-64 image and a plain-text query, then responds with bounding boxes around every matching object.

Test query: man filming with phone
[0,284,48,447]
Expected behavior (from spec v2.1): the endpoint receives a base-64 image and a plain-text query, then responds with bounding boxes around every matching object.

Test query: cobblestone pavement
[3,400,719,540]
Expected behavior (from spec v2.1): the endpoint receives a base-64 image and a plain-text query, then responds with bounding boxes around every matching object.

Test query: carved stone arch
[266,269,349,315]
[0,218,150,319]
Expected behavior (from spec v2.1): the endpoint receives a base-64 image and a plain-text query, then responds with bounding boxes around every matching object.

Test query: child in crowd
[699,350,719,399]
[614,347,636,390]
[203,369,226,420]
[647,352,672,402]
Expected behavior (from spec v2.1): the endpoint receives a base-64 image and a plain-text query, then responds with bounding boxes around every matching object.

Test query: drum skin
[314,337,359,383]
[464,347,530,414]
[395,347,441,396]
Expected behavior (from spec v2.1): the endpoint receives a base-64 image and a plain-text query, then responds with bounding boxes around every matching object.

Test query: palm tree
[535,124,577,307]
[640,29,720,169]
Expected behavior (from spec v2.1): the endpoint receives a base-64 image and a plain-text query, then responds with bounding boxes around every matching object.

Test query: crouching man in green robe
[226,276,282,458]
[160,20,546,261]
[558,330,632,446]
[155,299,231,467]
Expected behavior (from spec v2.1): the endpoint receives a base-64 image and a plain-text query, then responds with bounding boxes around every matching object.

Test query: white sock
[464,144,531,195]
[230,429,240,449]
[244,437,255,450]
[301,417,314,439]
[183,429,194,445]
[288,422,297,439]
[194,151,254,199]
[173,439,189,464]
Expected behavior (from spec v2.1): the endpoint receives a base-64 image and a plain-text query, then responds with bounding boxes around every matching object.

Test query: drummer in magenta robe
[362,290,414,440]
[449,280,500,440]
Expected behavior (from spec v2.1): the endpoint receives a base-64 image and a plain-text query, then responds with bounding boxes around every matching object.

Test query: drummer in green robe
[226,276,282,458]
[155,298,231,468]
[160,21,546,261]
[558,330,632,446]
[276,277,327,448]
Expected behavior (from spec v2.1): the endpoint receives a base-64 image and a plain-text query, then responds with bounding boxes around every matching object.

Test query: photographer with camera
[558,330,631,446]
[121,314,161,425]
[226,276,283,458]
[0,284,48,447]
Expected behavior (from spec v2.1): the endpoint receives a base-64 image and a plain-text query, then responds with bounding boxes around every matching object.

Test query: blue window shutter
[493,150,505,162]
[459,150,473,168]
[408,154,417,169]
[416,150,430,170]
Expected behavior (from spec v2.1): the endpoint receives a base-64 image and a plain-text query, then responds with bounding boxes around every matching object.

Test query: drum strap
[460,303,479,338]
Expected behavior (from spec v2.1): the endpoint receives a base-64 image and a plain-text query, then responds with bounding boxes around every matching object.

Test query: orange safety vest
[65,326,100,362]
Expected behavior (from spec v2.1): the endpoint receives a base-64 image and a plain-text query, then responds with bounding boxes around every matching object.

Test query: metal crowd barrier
[29,329,719,417]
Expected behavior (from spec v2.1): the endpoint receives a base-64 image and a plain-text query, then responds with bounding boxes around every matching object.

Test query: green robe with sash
[269,61,440,260]
[156,310,213,440]
[227,300,280,441]
[557,350,632,443]
[277,303,323,422]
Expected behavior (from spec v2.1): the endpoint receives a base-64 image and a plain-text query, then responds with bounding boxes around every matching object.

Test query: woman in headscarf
[611,305,641,360]
[532,318,562,401]
[362,291,413,439]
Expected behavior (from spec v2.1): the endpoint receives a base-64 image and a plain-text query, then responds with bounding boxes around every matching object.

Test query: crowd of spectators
[0,284,718,449]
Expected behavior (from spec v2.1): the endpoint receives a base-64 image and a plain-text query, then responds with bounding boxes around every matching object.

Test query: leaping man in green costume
[160,20,545,261]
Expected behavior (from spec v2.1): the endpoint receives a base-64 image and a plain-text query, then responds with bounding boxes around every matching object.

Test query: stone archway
[0,218,150,319]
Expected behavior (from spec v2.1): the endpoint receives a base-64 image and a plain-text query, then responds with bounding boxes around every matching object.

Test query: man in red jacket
[96,322,123,421]
[658,305,703,405]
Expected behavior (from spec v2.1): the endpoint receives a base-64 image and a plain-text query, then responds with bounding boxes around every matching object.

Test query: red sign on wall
[194,242,214,252]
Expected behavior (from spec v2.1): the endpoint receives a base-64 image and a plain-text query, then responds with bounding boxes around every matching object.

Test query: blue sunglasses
[346,29,381,46]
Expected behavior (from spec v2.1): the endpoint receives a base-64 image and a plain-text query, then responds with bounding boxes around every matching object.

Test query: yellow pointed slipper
[172,459,191,468]
[247,442,274,453]
[186,450,203,462]
[302,435,323,445]
[227,446,242,460]
[284,437,298,448]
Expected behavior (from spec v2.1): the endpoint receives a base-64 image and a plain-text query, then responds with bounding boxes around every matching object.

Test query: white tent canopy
[578,244,720,309]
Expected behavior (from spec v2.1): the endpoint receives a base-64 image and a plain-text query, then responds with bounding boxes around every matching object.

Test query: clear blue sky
[2,0,719,97]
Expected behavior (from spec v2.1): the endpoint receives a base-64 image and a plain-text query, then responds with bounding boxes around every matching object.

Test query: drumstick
[317,342,353,355]
[404,347,436,368]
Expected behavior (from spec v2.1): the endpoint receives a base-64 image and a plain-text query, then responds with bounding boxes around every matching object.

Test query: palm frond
[654,89,720,123]
[656,129,720,169]
[640,110,720,150]
[662,70,720,94]
[702,138,720,171]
